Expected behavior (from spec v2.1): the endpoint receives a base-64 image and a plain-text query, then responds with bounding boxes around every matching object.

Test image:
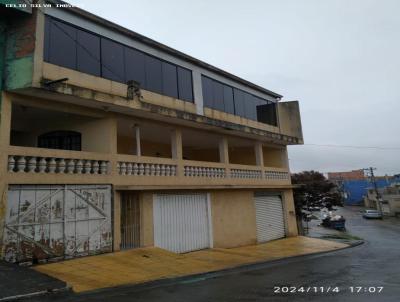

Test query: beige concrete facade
[110,189,298,253]
[0,7,303,261]
[210,190,257,248]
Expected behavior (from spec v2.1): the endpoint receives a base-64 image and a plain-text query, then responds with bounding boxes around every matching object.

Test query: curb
[348,240,364,247]
[76,240,363,297]
[0,286,71,302]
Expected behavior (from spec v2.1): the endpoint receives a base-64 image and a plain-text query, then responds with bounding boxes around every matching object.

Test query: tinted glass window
[125,47,146,87]
[202,76,214,108]
[162,62,178,98]
[223,85,234,114]
[77,30,100,76]
[256,100,277,126]
[177,67,193,102]
[244,93,256,120]
[255,97,266,122]
[213,81,224,111]
[48,19,77,70]
[233,89,245,117]
[44,16,194,103]
[101,38,125,82]
[145,56,163,94]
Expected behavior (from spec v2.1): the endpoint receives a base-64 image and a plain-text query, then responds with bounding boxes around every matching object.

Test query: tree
[291,170,342,214]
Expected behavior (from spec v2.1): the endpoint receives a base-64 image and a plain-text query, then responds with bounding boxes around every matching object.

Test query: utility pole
[363,167,382,214]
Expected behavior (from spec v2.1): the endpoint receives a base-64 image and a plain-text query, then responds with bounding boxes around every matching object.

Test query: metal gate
[153,193,211,253]
[120,192,140,249]
[3,185,112,263]
[254,194,285,243]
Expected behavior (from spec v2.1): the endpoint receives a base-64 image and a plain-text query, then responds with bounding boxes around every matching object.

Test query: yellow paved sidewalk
[33,236,348,293]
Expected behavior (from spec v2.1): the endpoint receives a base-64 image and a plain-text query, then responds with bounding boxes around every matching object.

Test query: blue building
[341,178,395,205]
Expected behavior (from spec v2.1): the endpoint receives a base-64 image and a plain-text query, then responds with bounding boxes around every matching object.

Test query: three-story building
[0,0,303,263]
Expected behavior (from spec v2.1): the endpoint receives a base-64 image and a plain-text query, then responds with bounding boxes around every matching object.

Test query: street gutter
[0,286,71,302]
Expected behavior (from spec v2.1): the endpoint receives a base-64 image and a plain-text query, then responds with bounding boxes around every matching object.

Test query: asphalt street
[27,207,400,302]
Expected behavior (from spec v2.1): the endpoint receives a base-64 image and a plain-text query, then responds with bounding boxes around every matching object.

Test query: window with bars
[38,131,82,151]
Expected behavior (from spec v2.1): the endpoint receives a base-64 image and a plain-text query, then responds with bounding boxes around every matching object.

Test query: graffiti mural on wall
[3,185,112,263]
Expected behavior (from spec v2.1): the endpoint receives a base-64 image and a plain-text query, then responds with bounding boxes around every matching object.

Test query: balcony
[4,100,292,189]
[6,146,291,189]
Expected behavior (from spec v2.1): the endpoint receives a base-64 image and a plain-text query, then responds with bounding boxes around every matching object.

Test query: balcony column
[255,142,265,179]
[219,137,229,164]
[171,129,182,159]
[134,124,141,156]
[219,137,230,177]
[171,129,182,176]
[254,142,264,167]
[282,147,289,169]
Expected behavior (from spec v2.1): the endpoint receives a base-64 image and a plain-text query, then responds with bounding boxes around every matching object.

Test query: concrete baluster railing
[8,155,110,175]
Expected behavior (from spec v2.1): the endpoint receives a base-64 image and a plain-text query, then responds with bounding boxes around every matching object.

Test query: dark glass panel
[212,80,224,111]
[162,61,178,98]
[244,93,257,120]
[48,19,77,70]
[177,67,194,102]
[145,55,163,93]
[101,38,125,82]
[77,29,100,76]
[233,88,245,117]
[255,97,267,123]
[202,76,214,108]
[125,47,146,87]
[257,101,278,126]
[223,85,234,114]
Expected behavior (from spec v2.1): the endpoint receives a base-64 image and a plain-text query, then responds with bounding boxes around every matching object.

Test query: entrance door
[4,185,112,263]
[254,194,285,243]
[153,193,211,253]
[120,192,141,249]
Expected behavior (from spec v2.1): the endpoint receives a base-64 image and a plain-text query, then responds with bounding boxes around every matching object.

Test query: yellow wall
[81,117,117,153]
[120,189,298,250]
[211,190,257,248]
[263,146,287,168]
[11,110,117,154]
[229,147,256,165]
[139,192,154,247]
[117,137,172,158]
[282,189,298,236]
[278,101,303,142]
[117,135,135,155]
[183,147,220,162]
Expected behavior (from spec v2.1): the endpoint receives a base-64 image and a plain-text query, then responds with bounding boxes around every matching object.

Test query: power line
[297,144,400,150]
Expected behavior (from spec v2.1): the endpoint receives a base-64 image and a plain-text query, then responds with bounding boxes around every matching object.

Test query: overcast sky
[67,0,400,175]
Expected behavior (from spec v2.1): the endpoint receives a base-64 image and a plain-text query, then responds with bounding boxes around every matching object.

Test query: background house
[328,170,396,205]
[364,177,400,216]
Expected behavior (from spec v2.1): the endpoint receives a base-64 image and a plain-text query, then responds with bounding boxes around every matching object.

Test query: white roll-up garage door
[153,193,211,253]
[254,194,285,243]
